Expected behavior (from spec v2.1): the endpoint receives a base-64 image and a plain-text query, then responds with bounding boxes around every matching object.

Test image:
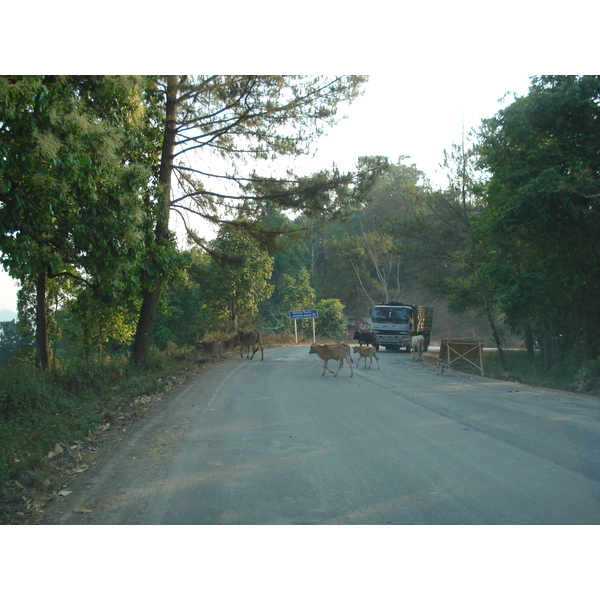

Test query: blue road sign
[289,309,318,319]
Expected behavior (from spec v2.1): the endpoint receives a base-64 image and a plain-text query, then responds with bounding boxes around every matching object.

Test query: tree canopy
[0,76,158,367]
[476,75,600,367]
[0,75,382,367]
[130,75,384,365]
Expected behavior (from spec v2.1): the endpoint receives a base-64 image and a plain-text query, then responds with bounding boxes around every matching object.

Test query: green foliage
[1,76,381,367]
[0,76,153,281]
[385,154,485,312]
[351,158,428,233]
[320,234,368,305]
[476,75,600,368]
[258,210,312,310]
[152,227,277,347]
[66,287,141,356]
[0,346,187,523]
[200,226,275,330]
[278,267,317,334]
[575,359,600,381]
[0,320,32,365]
[316,298,348,339]
[150,248,221,349]
[0,76,159,368]
[132,76,374,365]
[0,348,194,486]
[307,158,428,316]
[0,362,102,473]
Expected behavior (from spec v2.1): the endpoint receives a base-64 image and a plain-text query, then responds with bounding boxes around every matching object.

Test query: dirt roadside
[4,362,222,525]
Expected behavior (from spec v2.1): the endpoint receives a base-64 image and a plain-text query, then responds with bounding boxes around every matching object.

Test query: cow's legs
[334,357,344,376]
[249,343,264,361]
[322,359,335,375]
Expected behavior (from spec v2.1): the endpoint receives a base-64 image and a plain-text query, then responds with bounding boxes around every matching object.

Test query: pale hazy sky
[286,73,533,184]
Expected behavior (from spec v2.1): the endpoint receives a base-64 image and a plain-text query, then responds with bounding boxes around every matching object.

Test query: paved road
[45,345,600,524]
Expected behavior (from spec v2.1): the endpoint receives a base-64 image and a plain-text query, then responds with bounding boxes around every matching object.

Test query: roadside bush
[0,347,202,478]
[163,341,196,362]
[0,320,32,365]
[449,350,582,389]
[0,364,57,423]
[50,355,130,397]
[315,298,347,339]
[261,332,295,347]
[0,364,102,469]
[575,359,600,381]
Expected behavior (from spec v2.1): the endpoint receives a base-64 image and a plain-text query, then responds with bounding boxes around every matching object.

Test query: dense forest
[1,75,599,379]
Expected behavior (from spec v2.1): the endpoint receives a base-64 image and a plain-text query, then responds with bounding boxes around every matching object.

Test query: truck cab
[371,302,432,352]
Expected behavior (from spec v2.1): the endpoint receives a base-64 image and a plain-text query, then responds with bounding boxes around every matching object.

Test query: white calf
[411,335,425,361]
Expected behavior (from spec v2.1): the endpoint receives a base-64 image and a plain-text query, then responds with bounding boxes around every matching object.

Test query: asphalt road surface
[44,345,600,524]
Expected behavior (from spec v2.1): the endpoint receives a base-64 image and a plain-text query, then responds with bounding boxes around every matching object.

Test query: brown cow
[222,332,240,351]
[352,345,380,370]
[309,343,354,377]
[195,339,222,358]
[237,329,264,361]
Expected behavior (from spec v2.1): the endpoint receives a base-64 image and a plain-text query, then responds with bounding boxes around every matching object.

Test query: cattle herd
[196,328,427,378]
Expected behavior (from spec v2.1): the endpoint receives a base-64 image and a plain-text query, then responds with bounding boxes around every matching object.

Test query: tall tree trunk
[309,221,318,281]
[476,269,508,370]
[524,319,535,361]
[228,293,238,331]
[35,271,50,371]
[484,304,508,370]
[131,76,179,366]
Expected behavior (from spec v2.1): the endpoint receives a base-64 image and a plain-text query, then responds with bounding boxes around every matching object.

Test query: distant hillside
[0,309,17,322]
[386,284,524,349]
